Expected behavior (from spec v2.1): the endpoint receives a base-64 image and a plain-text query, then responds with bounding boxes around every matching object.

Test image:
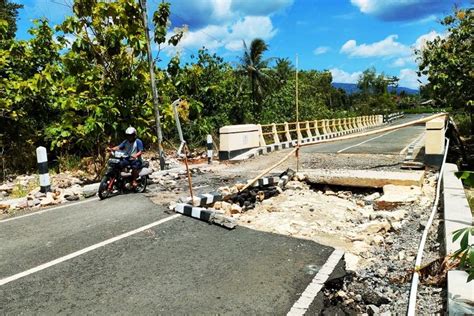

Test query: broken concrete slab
[374,185,422,210]
[304,169,424,188]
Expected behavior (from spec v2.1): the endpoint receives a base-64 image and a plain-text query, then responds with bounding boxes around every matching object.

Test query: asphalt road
[0,114,433,314]
[221,114,433,177]
[300,113,430,155]
[0,193,335,314]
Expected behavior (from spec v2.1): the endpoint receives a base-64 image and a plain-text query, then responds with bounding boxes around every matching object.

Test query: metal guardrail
[384,112,404,123]
[256,115,384,147]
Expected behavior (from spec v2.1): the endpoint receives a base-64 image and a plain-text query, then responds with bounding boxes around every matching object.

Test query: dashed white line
[0,214,180,286]
[0,197,100,224]
[336,130,397,153]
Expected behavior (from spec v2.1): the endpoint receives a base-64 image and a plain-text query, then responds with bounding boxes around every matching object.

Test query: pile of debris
[237,172,437,271]
[0,172,91,213]
[172,170,295,228]
[232,171,443,314]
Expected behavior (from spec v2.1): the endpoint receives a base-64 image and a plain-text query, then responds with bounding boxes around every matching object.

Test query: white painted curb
[443,163,474,315]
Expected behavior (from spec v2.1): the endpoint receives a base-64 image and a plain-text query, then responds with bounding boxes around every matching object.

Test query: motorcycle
[98,150,152,199]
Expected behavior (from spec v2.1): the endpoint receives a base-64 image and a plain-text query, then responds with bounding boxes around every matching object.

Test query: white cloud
[165,16,277,55]
[330,68,362,84]
[392,56,413,67]
[399,68,426,89]
[340,35,411,58]
[313,46,330,55]
[169,0,293,29]
[350,0,452,21]
[414,30,444,51]
[225,16,277,50]
[340,31,445,68]
[165,0,290,54]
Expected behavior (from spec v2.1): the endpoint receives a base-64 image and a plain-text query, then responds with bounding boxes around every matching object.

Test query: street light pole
[140,0,166,170]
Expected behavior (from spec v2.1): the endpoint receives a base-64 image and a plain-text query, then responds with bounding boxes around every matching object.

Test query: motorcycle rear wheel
[135,176,147,193]
[98,176,113,200]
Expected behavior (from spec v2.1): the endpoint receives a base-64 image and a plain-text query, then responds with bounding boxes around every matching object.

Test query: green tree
[1,19,64,172]
[416,8,474,133]
[355,67,396,113]
[171,48,247,144]
[274,57,294,87]
[0,0,23,40]
[47,0,183,164]
[238,38,274,116]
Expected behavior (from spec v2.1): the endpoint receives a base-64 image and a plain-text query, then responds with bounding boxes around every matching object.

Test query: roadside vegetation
[0,0,425,177]
[0,3,471,178]
[415,7,474,282]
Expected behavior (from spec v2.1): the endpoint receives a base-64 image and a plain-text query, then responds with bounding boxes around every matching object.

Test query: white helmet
[125,127,136,135]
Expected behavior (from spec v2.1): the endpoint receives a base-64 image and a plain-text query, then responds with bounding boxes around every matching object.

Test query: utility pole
[140,0,166,170]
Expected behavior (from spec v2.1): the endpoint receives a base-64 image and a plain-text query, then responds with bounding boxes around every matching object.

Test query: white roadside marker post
[36,146,51,193]
[207,134,213,164]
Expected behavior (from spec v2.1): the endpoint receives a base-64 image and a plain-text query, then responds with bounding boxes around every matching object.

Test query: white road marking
[0,214,180,286]
[336,130,397,153]
[287,249,345,316]
[0,197,100,224]
[399,132,425,155]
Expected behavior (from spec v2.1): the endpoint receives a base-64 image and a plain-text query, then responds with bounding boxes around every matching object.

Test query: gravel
[212,160,447,314]
[320,170,447,315]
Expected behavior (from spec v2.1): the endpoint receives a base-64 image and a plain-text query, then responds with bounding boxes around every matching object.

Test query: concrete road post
[207,135,213,164]
[36,146,51,193]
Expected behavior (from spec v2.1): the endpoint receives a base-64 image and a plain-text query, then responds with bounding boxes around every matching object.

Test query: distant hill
[332,82,419,95]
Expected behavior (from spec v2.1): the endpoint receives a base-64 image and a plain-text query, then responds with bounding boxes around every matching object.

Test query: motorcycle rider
[108,127,144,188]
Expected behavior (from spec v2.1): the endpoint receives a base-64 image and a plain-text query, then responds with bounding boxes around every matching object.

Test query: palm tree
[238,38,274,115]
[274,57,294,86]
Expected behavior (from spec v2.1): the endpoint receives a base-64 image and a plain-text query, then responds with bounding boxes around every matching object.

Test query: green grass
[10,179,39,198]
[10,183,28,198]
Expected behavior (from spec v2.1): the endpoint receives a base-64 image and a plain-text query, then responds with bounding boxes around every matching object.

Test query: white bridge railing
[257,115,384,147]
[219,113,405,160]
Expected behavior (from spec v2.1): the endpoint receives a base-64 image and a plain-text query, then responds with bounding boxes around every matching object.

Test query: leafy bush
[452,112,472,137]
[452,227,474,282]
[403,107,451,114]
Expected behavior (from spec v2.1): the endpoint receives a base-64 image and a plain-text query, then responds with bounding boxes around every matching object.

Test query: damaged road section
[229,169,445,314]
[172,169,295,229]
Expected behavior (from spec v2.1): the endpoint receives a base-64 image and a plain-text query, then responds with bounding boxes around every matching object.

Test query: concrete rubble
[229,170,443,314]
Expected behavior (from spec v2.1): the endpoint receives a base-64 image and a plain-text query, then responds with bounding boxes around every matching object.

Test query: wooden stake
[296,54,300,172]
[239,148,297,193]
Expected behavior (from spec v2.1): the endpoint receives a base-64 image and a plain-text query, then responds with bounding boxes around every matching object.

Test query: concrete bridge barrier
[218,124,260,160]
[425,117,445,165]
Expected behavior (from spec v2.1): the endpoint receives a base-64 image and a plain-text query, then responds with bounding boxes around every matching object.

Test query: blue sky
[15,0,470,89]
